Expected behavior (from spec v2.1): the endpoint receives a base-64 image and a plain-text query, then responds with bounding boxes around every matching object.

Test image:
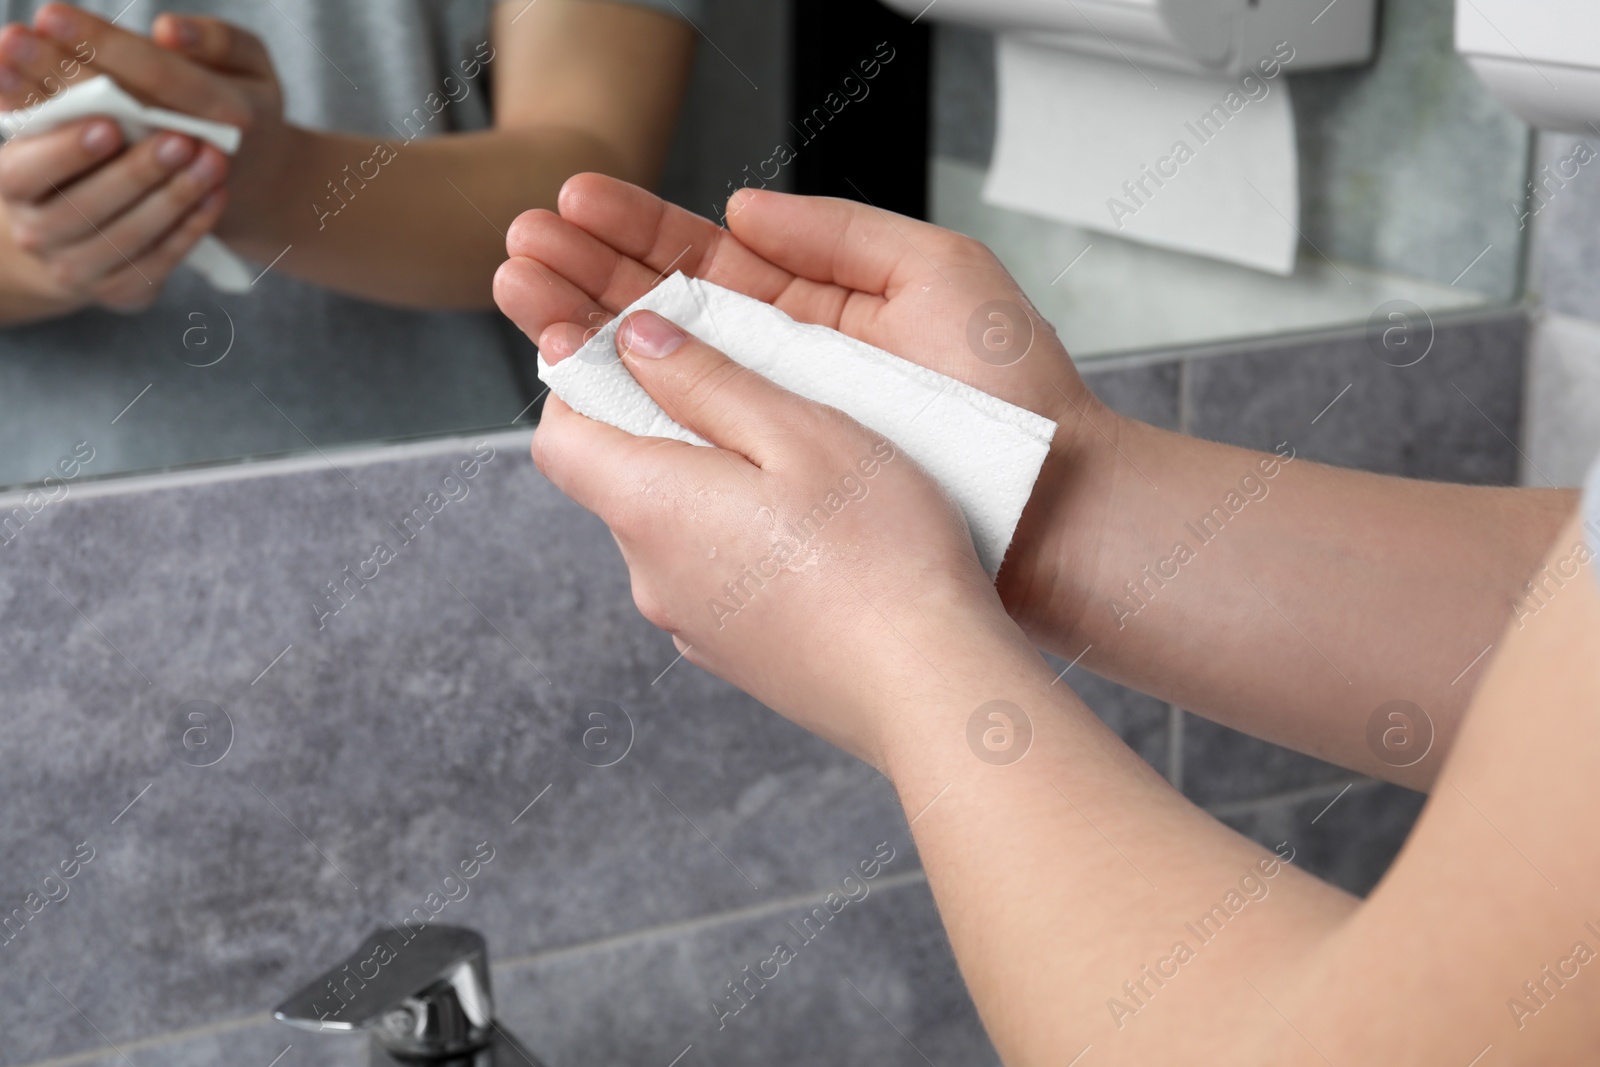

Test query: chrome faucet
[273,925,542,1065]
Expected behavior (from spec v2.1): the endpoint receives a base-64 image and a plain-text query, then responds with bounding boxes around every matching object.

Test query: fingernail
[619,311,685,360]
[82,119,117,154]
[186,148,223,182]
[0,65,19,91]
[4,31,38,63]
[35,8,74,41]
[168,16,200,48]
[156,134,194,168]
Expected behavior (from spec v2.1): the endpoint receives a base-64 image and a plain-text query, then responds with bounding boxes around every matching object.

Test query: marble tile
[1524,311,1600,487]
[1082,361,1182,431]
[1218,781,1427,898]
[63,877,994,1067]
[1181,715,1352,809]
[1184,314,1527,486]
[1528,132,1600,322]
[0,433,912,1066]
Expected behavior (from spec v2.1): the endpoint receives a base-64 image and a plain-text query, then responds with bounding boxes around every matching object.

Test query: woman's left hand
[530,309,1010,769]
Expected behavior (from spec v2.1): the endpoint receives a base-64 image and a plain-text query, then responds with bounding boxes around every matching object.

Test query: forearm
[228,125,633,310]
[1025,413,1574,788]
[875,607,1355,1064]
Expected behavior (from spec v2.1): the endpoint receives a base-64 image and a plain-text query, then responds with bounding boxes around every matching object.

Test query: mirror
[0,0,798,490]
[0,0,1534,492]
[929,0,1530,360]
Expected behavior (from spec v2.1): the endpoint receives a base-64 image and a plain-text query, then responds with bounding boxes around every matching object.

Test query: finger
[726,186,964,300]
[506,206,669,317]
[492,251,611,350]
[0,24,93,109]
[555,172,795,303]
[531,392,722,529]
[90,186,226,311]
[614,310,819,466]
[84,144,226,264]
[151,14,273,76]
[535,321,592,364]
[554,173,872,336]
[9,132,199,251]
[0,116,122,202]
[32,4,250,126]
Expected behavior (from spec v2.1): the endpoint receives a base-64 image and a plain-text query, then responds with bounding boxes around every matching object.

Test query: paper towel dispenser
[878,0,1376,77]
[1456,0,1600,133]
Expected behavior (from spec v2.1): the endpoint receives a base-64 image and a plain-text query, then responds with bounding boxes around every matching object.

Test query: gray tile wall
[0,309,1527,1065]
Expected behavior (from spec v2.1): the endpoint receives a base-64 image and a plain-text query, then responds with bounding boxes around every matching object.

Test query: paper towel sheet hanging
[982,37,1301,276]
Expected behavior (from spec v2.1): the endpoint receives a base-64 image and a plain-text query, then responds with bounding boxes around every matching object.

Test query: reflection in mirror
[926,0,1531,360]
[0,0,722,489]
[0,0,1537,491]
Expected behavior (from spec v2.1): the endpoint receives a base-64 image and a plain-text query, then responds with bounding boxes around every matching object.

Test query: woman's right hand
[0,114,229,314]
[495,174,1122,642]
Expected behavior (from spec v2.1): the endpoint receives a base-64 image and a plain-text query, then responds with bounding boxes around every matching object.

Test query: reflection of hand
[0,4,294,259]
[526,308,1010,768]
[495,174,1121,644]
[0,116,226,311]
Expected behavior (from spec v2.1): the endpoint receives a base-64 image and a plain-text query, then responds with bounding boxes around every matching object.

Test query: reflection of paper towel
[984,37,1300,276]
[0,75,254,293]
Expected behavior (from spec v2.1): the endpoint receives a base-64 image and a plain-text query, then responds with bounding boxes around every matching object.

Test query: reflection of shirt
[0,0,698,487]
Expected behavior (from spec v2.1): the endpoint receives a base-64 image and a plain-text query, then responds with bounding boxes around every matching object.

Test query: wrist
[998,394,1130,653]
[867,592,1057,784]
[221,122,316,252]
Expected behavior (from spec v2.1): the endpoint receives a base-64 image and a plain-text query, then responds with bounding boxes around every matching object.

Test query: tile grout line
[1166,705,1185,792]
[493,867,931,973]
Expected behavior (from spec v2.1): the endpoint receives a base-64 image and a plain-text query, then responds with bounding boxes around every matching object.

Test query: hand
[0,116,227,311]
[0,4,293,245]
[525,309,1008,768]
[495,174,1120,643]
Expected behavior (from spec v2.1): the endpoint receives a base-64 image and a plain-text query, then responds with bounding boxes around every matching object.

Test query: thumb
[616,310,817,466]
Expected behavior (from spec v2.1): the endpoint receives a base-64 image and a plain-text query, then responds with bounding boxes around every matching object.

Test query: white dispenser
[882,0,1377,76]
[1456,0,1600,133]
[884,0,1377,274]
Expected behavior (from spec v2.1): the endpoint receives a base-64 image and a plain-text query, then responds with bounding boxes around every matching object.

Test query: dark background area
[789,0,930,219]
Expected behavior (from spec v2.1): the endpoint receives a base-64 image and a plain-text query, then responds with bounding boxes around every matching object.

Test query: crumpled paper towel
[538,272,1058,577]
[0,74,253,292]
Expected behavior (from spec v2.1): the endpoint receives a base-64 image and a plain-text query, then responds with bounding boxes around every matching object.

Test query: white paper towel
[984,37,1300,276]
[538,273,1058,577]
[0,75,254,292]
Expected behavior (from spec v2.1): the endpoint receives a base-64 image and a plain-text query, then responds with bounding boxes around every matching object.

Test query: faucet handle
[273,924,495,1058]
